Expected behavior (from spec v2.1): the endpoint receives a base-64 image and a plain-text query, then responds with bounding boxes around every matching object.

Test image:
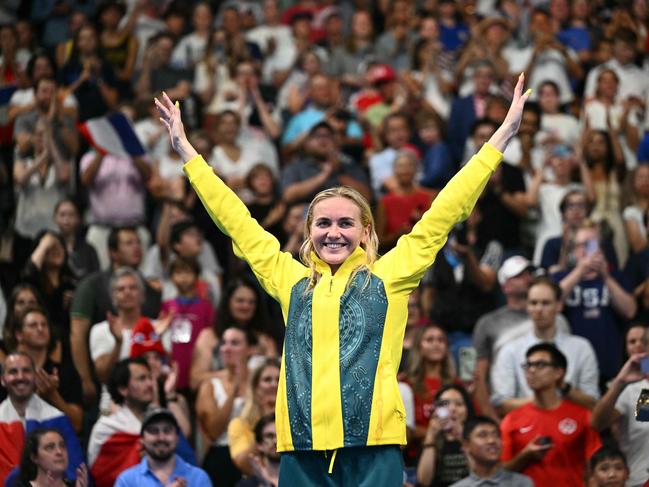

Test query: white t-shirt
[171,33,209,69]
[614,379,649,487]
[246,25,297,83]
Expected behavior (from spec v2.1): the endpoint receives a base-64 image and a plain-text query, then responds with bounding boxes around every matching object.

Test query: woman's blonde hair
[298,186,379,288]
[406,324,456,397]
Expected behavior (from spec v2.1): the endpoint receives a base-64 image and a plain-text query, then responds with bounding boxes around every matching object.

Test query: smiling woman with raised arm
[155,74,531,487]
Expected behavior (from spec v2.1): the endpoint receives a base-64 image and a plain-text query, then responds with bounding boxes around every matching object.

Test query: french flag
[88,406,196,487]
[0,395,84,485]
[78,112,146,158]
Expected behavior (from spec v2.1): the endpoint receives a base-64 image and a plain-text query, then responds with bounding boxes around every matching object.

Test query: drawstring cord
[328,449,338,474]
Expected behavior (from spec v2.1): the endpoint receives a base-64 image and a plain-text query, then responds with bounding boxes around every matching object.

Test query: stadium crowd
[0,0,649,485]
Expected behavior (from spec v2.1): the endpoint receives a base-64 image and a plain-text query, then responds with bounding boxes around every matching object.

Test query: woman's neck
[33,472,66,487]
[424,361,442,377]
[254,193,274,205]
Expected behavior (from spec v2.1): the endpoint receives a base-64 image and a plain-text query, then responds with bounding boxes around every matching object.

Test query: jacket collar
[311,246,368,279]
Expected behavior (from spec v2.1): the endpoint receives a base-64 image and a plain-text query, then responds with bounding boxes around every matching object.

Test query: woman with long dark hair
[17,428,87,487]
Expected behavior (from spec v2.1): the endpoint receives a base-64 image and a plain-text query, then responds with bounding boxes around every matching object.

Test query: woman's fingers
[154,97,170,120]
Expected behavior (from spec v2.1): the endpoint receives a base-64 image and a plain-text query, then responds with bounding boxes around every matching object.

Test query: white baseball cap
[497,256,533,286]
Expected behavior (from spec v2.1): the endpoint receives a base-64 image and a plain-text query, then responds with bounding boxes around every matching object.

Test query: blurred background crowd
[1,0,649,486]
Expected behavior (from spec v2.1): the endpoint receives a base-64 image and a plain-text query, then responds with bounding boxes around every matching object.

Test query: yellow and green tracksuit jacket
[184,143,503,452]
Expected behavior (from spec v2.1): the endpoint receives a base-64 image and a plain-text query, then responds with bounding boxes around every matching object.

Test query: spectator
[590,351,649,487]
[555,220,637,382]
[13,115,74,241]
[491,277,599,415]
[16,428,88,487]
[281,121,371,204]
[13,76,78,159]
[0,352,84,484]
[374,0,416,71]
[449,416,532,487]
[623,164,649,255]
[375,150,434,252]
[21,231,76,344]
[327,10,375,90]
[70,226,160,406]
[234,414,279,487]
[473,256,537,419]
[624,323,648,359]
[8,306,82,432]
[115,408,212,487]
[415,111,454,191]
[89,267,169,412]
[58,23,119,122]
[79,145,152,271]
[160,257,214,392]
[588,446,630,487]
[404,324,457,451]
[87,358,195,487]
[500,343,601,487]
[228,358,280,476]
[52,198,100,280]
[276,49,323,116]
[362,64,402,130]
[416,384,475,487]
[170,2,213,70]
[245,164,287,242]
[196,325,252,487]
[281,73,363,152]
[536,80,580,151]
[368,112,413,197]
[1,284,42,361]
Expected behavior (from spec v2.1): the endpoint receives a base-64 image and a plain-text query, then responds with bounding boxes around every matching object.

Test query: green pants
[278,445,404,487]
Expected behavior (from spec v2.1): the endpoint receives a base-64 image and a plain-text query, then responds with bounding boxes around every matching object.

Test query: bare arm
[473,358,500,421]
[189,328,218,391]
[80,152,104,187]
[70,317,96,405]
[196,379,237,441]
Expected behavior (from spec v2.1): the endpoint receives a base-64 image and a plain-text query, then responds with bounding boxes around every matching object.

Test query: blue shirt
[281,107,363,145]
[115,455,212,487]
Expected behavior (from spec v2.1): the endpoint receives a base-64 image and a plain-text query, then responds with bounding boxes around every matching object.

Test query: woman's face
[54,202,80,236]
[14,289,38,317]
[32,57,54,83]
[597,71,619,100]
[352,11,373,39]
[44,237,65,269]
[302,53,321,76]
[229,286,257,323]
[256,365,280,404]
[193,4,213,31]
[438,389,468,424]
[585,132,608,161]
[394,155,417,186]
[220,328,249,366]
[249,168,274,195]
[77,26,98,55]
[309,197,369,273]
[538,84,560,113]
[626,326,647,356]
[420,327,448,363]
[33,432,68,476]
[217,114,240,143]
[633,166,649,197]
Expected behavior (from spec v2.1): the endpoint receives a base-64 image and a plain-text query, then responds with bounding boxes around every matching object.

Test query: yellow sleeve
[184,156,306,304]
[227,418,255,459]
[374,143,503,293]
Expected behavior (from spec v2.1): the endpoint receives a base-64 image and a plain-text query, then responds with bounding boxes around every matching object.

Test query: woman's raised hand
[488,73,533,152]
[154,92,197,161]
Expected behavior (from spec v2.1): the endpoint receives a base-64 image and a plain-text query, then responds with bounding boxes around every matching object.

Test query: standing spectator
[375,151,434,252]
[490,277,599,415]
[449,416,533,487]
[624,324,648,359]
[79,144,151,270]
[115,408,212,487]
[13,115,73,241]
[500,344,601,487]
[21,231,76,344]
[623,164,649,256]
[555,221,637,382]
[228,358,280,476]
[368,113,412,197]
[53,198,100,280]
[171,2,213,69]
[1,284,42,362]
[87,358,195,487]
[58,24,119,122]
[374,0,416,71]
[281,121,371,205]
[8,306,82,432]
[536,80,580,151]
[416,384,474,487]
[16,428,88,487]
[590,351,649,487]
[327,10,374,90]
[404,324,458,455]
[160,257,214,392]
[415,111,454,191]
[195,325,251,487]
[13,76,78,159]
[0,353,84,485]
[70,227,160,406]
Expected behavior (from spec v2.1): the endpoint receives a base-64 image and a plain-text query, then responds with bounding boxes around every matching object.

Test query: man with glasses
[490,277,599,416]
[115,407,211,486]
[554,220,636,383]
[499,343,601,487]
[236,414,280,487]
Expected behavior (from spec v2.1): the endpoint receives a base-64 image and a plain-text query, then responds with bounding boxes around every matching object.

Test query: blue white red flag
[79,112,145,158]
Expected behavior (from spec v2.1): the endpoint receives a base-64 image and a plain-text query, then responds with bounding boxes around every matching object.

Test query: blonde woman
[155,74,531,486]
